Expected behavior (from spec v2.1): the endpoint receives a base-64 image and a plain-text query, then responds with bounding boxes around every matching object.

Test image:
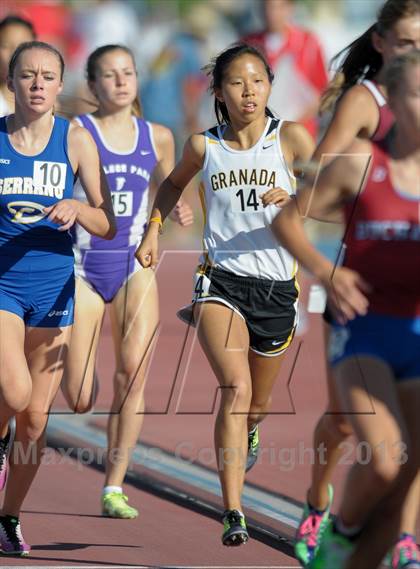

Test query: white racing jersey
[199,117,297,281]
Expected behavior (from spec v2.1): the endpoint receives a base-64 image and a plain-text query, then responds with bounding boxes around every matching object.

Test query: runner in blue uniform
[0,40,115,556]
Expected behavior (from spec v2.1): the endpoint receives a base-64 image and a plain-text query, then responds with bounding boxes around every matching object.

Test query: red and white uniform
[243,26,328,139]
[362,79,395,142]
[343,142,420,317]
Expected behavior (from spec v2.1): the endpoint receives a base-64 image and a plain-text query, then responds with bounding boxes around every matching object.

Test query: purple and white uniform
[73,114,158,302]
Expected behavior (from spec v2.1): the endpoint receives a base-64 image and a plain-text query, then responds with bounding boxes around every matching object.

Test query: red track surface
[3,454,294,567]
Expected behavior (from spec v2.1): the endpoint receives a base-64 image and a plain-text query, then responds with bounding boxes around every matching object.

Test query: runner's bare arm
[272,140,371,279]
[136,133,205,268]
[314,86,378,163]
[69,125,116,238]
[151,123,194,227]
[148,133,205,225]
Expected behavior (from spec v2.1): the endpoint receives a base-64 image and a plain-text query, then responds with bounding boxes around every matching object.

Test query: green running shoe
[309,521,354,569]
[222,509,249,546]
[245,425,259,472]
[295,484,334,567]
[101,492,138,519]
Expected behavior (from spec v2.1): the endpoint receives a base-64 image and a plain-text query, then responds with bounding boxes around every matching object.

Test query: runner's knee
[220,378,252,412]
[0,382,31,415]
[62,373,95,414]
[369,453,402,491]
[319,412,352,441]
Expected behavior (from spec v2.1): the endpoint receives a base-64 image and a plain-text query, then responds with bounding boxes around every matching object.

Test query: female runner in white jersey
[0,41,115,555]
[61,44,193,519]
[294,1,420,566]
[137,43,314,545]
[273,49,420,569]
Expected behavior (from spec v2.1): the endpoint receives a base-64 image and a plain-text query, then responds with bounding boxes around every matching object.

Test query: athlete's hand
[44,199,81,231]
[261,188,291,208]
[135,227,159,269]
[323,267,371,324]
[169,199,194,227]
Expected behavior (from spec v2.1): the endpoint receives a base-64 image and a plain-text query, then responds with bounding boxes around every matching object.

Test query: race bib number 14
[231,188,262,213]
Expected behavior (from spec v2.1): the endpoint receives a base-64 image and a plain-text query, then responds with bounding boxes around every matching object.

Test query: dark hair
[320,0,420,113]
[0,14,36,38]
[8,40,65,80]
[204,43,275,125]
[385,49,420,97]
[86,44,142,117]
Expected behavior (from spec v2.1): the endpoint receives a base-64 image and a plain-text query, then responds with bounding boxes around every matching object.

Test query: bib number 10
[33,161,67,191]
[231,188,260,213]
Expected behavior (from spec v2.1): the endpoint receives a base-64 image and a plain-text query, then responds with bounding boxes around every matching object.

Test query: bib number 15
[111,191,133,216]
[231,188,260,213]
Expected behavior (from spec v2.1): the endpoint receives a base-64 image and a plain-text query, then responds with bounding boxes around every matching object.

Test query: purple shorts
[74,246,141,303]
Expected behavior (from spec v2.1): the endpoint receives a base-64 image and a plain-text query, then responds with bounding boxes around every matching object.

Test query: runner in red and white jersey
[293,2,420,566]
[343,140,420,318]
[273,49,420,569]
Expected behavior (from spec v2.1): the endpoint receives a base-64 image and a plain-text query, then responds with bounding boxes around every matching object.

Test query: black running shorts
[178,266,299,357]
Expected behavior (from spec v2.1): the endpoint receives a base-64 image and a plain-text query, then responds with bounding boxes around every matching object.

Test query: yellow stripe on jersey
[199,181,208,256]
[265,134,276,142]
[196,258,209,275]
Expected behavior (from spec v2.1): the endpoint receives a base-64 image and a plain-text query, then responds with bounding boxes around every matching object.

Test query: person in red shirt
[13,0,80,65]
[293,1,420,567]
[273,49,420,569]
[243,0,328,140]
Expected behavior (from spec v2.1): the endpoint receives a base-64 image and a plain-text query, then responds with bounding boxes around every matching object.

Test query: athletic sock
[102,485,122,495]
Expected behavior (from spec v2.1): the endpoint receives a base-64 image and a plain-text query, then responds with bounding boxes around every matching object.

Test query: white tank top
[199,117,297,281]
[362,79,387,107]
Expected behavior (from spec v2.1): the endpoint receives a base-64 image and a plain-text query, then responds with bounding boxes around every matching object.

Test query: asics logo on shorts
[7,201,46,224]
[48,309,69,318]
[0,158,11,164]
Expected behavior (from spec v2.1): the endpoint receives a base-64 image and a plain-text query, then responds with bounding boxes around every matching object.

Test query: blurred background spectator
[0,0,385,132]
[242,0,328,139]
[0,14,36,116]
[141,2,237,155]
